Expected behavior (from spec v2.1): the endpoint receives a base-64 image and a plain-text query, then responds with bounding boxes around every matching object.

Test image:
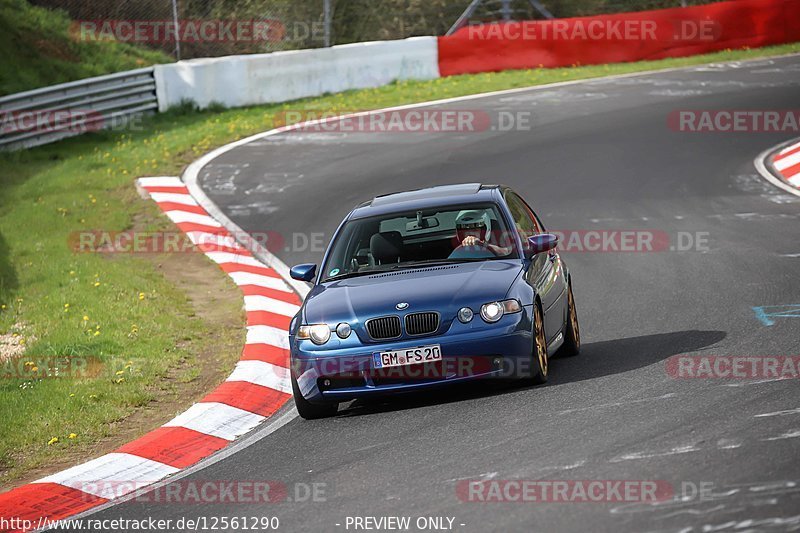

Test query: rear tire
[557,282,581,358]
[291,374,338,420]
[529,302,549,385]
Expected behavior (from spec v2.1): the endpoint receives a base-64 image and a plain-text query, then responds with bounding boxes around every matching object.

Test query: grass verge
[0,0,171,96]
[1,42,798,487]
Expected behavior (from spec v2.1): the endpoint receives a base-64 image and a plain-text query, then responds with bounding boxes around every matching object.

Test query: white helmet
[455,209,492,242]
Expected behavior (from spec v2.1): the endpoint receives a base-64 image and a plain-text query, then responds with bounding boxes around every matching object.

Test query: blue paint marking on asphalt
[753,305,800,326]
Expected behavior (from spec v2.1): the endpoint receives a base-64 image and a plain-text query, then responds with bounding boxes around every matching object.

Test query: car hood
[302,260,523,326]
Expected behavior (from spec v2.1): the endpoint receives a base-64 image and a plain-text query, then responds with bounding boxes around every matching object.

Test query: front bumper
[291,309,533,404]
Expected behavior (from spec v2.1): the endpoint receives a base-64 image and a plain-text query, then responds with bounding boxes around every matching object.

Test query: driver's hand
[462,236,484,247]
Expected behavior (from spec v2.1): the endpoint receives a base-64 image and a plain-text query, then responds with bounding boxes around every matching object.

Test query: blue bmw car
[288,183,580,419]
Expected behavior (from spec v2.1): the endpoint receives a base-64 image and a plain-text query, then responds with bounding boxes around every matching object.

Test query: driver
[453,210,508,256]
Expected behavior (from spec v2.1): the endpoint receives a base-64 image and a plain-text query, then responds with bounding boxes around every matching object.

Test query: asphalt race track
[77,55,800,532]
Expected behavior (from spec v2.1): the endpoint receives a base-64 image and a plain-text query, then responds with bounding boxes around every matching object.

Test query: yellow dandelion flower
[47,437,59,445]
[30,365,37,371]
[115,370,125,376]
[93,331,100,337]
[138,292,145,300]
[89,394,98,399]
[83,315,89,321]
[94,281,101,287]
[69,393,75,397]
[68,433,77,439]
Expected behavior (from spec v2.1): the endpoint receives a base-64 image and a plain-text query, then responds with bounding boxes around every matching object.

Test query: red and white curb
[0,177,299,532]
[772,139,800,188]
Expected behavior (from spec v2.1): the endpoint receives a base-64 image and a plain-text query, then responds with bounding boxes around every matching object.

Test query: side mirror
[527,233,559,258]
[290,263,317,282]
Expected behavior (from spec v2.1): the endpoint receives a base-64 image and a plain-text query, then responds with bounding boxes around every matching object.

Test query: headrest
[370,231,403,263]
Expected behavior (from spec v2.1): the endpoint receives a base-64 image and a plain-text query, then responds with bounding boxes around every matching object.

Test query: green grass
[0,0,171,96]
[1,41,798,487]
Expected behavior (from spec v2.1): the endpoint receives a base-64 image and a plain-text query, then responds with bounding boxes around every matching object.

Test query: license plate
[373,344,442,369]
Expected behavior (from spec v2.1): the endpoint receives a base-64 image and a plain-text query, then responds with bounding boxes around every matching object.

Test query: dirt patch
[4,197,247,489]
[0,323,33,363]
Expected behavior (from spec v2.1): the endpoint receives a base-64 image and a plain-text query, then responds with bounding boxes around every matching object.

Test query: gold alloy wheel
[535,304,548,377]
[568,285,580,349]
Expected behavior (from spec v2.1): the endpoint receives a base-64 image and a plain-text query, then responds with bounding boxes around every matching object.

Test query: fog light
[458,307,474,323]
[323,379,331,387]
[336,322,351,339]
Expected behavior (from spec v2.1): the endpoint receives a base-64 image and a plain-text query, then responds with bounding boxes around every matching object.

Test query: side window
[505,192,538,244]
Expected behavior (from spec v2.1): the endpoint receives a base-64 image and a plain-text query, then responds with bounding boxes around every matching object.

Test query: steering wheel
[448,243,497,259]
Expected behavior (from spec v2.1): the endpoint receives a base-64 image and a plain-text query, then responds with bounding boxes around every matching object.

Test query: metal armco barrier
[0,67,158,151]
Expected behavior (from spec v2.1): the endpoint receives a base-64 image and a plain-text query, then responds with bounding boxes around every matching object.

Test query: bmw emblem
[396,302,409,310]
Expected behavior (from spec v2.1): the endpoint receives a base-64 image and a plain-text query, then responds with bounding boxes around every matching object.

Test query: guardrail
[0,67,158,151]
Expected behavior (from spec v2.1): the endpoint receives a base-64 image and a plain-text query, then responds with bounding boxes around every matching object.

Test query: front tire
[557,282,581,358]
[291,374,338,420]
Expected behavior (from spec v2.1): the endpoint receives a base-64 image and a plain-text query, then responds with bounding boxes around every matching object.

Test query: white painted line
[754,408,800,418]
[149,192,199,206]
[164,211,223,227]
[226,360,292,394]
[779,141,800,155]
[206,252,266,268]
[163,402,265,441]
[609,444,700,463]
[244,295,300,317]
[35,453,179,499]
[774,150,800,171]
[246,325,290,349]
[762,429,800,441]
[137,177,184,187]
[228,271,293,291]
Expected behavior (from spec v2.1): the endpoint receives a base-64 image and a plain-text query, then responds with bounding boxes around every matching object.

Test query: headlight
[480,302,504,323]
[297,324,331,345]
[457,307,474,323]
[480,299,522,323]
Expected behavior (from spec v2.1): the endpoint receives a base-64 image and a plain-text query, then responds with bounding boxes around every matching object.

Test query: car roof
[349,183,502,219]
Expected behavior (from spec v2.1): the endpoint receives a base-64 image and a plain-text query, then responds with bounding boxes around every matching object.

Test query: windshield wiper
[386,258,478,270]
[323,268,395,282]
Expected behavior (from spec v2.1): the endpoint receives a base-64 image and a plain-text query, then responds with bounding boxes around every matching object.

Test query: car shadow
[337,329,726,418]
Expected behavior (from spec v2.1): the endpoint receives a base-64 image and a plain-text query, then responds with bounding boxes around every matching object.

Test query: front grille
[366,316,402,340]
[405,312,439,336]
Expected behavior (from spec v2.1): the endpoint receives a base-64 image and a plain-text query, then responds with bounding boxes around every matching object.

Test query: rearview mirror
[527,233,559,258]
[290,263,317,282]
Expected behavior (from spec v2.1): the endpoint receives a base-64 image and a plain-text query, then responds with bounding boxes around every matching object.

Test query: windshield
[320,203,519,282]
